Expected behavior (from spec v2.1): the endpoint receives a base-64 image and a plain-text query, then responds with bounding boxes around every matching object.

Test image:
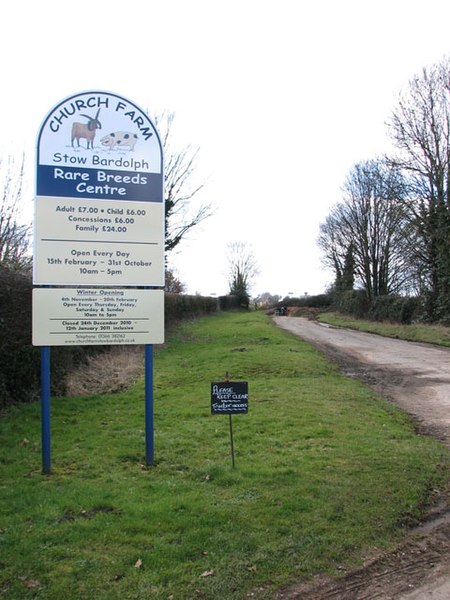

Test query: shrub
[370,295,424,324]
[0,268,39,405]
[0,268,111,406]
[165,293,219,324]
[218,294,241,310]
[369,295,397,322]
[333,289,370,318]
[282,293,333,309]
[1,284,237,407]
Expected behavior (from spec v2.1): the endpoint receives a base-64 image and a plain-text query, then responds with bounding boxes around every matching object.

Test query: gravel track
[272,316,450,600]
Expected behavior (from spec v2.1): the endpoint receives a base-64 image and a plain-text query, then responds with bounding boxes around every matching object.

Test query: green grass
[318,311,450,347]
[1,311,449,599]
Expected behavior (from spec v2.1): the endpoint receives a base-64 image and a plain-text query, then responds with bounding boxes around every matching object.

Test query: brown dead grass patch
[65,346,145,396]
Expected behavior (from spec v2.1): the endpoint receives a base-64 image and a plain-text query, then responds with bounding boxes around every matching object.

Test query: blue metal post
[41,346,51,474]
[145,344,154,466]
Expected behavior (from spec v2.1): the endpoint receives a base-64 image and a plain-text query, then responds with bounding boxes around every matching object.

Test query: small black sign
[211,381,248,414]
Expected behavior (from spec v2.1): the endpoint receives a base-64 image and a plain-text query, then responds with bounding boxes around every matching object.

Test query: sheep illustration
[71,109,102,149]
[100,131,139,151]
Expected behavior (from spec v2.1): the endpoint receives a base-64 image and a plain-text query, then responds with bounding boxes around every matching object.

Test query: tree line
[318,56,450,323]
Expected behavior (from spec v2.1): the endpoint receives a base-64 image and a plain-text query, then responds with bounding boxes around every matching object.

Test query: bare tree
[0,155,31,272]
[318,210,353,293]
[226,242,259,308]
[154,112,214,253]
[387,56,450,320]
[165,268,186,294]
[318,160,413,301]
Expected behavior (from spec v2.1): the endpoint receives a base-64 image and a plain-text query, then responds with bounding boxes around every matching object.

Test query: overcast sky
[2,0,450,297]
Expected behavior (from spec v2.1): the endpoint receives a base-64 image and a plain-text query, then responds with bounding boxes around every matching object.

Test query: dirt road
[273,316,450,600]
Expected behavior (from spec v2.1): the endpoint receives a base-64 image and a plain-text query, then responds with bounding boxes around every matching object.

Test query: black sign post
[211,380,248,467]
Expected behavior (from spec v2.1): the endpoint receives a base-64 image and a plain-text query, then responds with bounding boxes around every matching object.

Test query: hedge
[0,270,232,406]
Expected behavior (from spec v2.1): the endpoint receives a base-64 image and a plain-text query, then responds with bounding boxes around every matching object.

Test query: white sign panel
[34,196,164,285]
[34,91,164,287]
[33,288,164,346]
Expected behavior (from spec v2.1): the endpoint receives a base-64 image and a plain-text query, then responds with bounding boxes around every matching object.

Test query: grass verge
[318,311,450,347]
[1,311,449,599]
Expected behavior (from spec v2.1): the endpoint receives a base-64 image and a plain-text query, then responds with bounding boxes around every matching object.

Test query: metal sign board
[33,91,165,472]
[33,288,164,346]
[34,90,164,286]
[33,196,163,285]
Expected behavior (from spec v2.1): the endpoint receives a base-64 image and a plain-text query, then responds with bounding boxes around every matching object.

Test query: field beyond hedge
[1,311,449,599]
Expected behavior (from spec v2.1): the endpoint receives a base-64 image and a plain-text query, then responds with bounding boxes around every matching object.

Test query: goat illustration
[71,109,102,149]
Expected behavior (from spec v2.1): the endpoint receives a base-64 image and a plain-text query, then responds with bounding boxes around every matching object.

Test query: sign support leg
[145,344,154,467]
[41,346,51,474]
[229,414,235,468]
